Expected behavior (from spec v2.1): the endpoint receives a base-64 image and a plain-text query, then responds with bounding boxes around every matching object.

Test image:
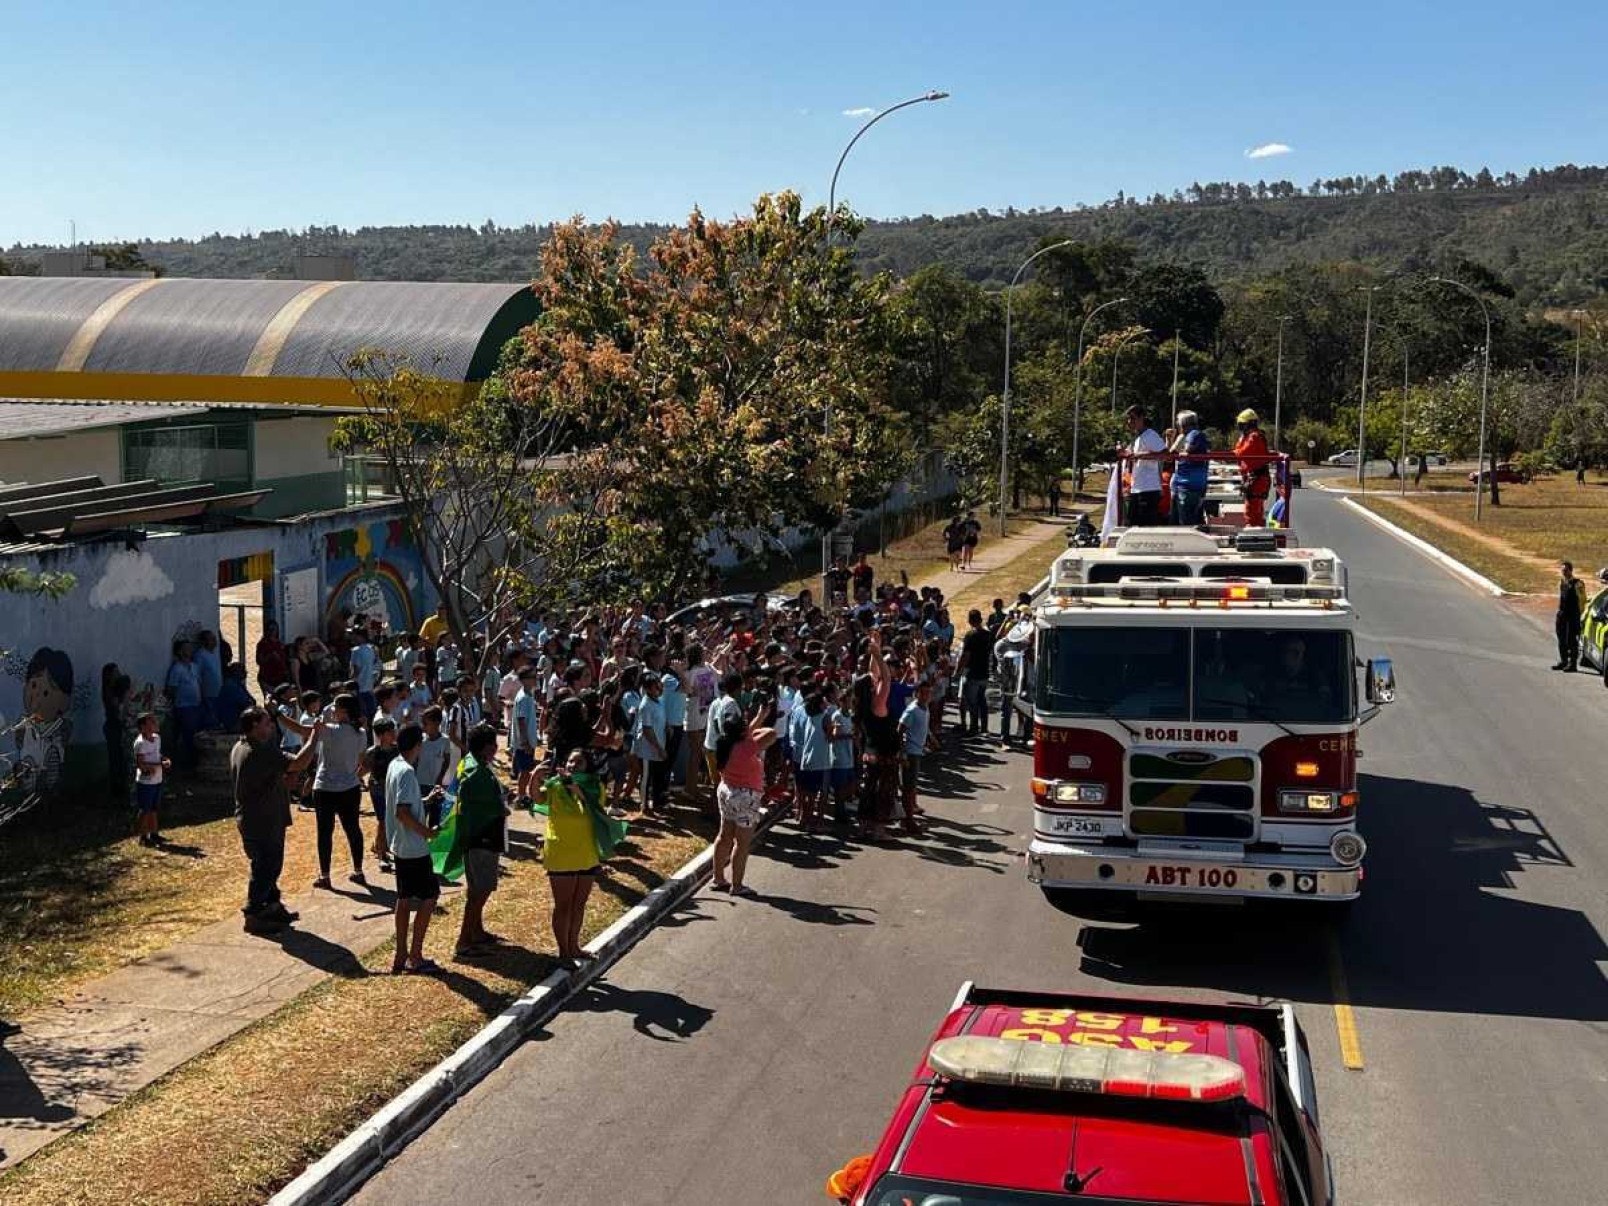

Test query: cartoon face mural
[4,646,75,804]
[323,519,423,636]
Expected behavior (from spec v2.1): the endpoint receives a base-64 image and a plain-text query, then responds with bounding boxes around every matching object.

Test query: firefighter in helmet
[1234,409,1272,527]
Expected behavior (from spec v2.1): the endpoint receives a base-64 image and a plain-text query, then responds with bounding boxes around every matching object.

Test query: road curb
[1340,496,1507,597]
[269,816,745,1206]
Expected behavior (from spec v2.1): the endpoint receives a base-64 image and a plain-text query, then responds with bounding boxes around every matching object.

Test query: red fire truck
[828,983,1335,1205]
[1020,525,1396,906]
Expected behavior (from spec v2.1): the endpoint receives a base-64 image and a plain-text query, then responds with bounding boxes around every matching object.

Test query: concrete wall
[0,501,433,798]
[0,429,122,486]
[253,416,340,481]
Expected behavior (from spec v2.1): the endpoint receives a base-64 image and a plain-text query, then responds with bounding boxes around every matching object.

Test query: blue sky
[4,0,1605,246]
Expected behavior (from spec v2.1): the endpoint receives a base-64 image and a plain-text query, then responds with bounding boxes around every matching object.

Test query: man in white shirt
[1123,404,1167,527]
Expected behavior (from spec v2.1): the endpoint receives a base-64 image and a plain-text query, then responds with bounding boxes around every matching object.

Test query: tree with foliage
[499,193,909,602]
[0,568,75,597]
[334,354,575,680]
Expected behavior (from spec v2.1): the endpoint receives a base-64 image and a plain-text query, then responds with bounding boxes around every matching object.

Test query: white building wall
[0,429,122,486]
[253,415,341,481]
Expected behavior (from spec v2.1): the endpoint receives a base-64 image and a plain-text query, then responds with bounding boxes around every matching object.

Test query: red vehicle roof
[852,989,1293,1206]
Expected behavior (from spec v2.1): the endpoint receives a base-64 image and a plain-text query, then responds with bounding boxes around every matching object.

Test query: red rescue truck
[1017,526,1397,906]
[828,984,1335,1205]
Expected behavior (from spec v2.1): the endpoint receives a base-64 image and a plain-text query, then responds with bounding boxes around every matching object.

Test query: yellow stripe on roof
[55,278,166,372]
[244,280,352,376]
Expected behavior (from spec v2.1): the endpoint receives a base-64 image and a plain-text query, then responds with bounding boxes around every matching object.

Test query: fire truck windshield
[1037,627,1354,724]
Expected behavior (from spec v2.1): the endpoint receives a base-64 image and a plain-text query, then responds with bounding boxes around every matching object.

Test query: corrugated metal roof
[0,399,212,438]
[0,277,539,389]
[0,277,136,371]
[83,278,312,376]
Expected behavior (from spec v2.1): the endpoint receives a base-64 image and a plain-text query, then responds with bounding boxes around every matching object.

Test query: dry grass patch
[1356,474,1608,594]
[0,814,710,1206]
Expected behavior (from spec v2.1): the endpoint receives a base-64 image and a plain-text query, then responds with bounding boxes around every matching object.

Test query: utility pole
[1357,286,1380,491]
[1169,331,1181,428]
[1273,315,1291,452]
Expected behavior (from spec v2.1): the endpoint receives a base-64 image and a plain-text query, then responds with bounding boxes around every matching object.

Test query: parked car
[664,591,794,629]
[1468,463,1530,485]
[1324,449,1359,467]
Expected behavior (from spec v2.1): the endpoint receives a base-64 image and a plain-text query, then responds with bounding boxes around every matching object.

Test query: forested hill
[6,163,1605,306]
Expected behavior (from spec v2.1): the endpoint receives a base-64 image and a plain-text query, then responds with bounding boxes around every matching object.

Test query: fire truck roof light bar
[1049,582,1340,603]
[928,1036,1246,1103]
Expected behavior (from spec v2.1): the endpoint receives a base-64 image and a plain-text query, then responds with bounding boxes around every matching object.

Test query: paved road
[356,489,1608,1206]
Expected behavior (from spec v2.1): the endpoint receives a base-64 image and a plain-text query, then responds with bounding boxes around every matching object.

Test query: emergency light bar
[928,1035,1245,1103]
[1048,580,1340,603]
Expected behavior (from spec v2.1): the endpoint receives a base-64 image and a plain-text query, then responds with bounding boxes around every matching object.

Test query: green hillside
[5,164,1606,305]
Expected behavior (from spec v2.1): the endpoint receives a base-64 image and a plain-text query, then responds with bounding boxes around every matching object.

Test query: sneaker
[350,870,367,886]
[261,903,299,924]
[312,875,332,890]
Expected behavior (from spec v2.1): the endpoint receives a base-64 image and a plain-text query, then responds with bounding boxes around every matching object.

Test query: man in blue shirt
[385,724,443,974]
[1170,410,1211,527]
[194,630,224,729]
[898,681,933,830]
[509,667,542,807]
[349,629,380,725]
[166,640,204,769]
[634,674,669,814]
[660,667,687,796]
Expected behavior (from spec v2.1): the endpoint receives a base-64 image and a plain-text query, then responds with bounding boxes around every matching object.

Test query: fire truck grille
[1126,753,1258,840]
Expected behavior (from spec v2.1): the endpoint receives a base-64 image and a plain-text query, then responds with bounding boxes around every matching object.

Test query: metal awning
[0,475,272,542]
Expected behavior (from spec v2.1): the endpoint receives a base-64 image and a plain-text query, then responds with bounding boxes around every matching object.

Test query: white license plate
[1044,814,1111,838]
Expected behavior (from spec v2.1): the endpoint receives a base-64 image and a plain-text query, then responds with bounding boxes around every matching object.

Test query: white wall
[253,415,341,481]
[0,429,122,486]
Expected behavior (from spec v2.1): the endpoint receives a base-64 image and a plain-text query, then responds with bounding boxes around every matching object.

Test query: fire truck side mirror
[1365,658,1396,706]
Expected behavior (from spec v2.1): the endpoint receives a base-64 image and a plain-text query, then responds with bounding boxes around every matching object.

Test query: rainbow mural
[323,518,424,635]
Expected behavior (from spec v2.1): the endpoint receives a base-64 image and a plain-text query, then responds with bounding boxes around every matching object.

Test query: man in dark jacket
[232,707,320,933]
[1554,561,1586,672]
[957,610,995,738]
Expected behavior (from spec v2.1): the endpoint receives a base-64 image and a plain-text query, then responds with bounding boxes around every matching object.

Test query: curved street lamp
[819,90,948,597]
[1070,296,1127,506]
[998,239,1078,536]
[1429,276,1493,520]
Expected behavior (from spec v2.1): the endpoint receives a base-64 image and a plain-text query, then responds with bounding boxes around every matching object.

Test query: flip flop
[731,885,759,899]
[710,880,733,893]
[404,958,442,975]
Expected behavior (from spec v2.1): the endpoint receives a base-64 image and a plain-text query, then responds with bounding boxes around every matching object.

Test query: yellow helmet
[1236,408,1260,425]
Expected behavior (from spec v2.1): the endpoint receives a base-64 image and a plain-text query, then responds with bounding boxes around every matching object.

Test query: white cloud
[1245,142,1293,160]
[842,106,876,117]
[89,549,175,610]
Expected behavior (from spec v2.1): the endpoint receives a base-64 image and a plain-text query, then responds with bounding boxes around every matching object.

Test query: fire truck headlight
[1330,831,1367,866]
[1280,790,1339,814]
[1052,782,1106,805]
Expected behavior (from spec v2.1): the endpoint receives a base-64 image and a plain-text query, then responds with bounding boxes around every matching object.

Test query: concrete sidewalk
[923,515,1069,605]
[0,808,542,1171]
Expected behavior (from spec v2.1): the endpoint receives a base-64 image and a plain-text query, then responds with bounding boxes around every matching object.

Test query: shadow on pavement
[570,979,714,1042]
[1072,774,1608,1022]
[748,892,876,926]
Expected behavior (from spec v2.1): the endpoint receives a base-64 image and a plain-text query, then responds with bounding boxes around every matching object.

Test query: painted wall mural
[1,645,80,818]
[88,548,176,611]
[323,518,423,635]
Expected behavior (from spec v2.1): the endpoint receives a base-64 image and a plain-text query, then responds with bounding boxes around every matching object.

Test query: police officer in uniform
[1553,560,1585,671]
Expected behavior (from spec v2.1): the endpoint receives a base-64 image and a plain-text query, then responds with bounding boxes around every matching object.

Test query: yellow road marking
[1327,931,1365,1070]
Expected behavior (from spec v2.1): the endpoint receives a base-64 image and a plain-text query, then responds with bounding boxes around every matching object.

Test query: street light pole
[1356,286,1381,490]
[1398,336,1409,497]
[1168,330,1181,429]
[1574,309,1587,406]
[1070,296,1127,505]
[820,89,948,599]
[1110,327,1150,415]
[1273,315,1291,452]
[998,239,1078,536]
[1430,275,1493,521]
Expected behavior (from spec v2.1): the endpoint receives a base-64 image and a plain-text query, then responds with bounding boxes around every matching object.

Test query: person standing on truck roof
[1553,560,1586,672]
[1123,405,1167,527]
[1234,409,1273,527]
[1169,410,1210,527]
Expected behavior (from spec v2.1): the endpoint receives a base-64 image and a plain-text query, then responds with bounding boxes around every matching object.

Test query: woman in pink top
[712,698,778,897]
